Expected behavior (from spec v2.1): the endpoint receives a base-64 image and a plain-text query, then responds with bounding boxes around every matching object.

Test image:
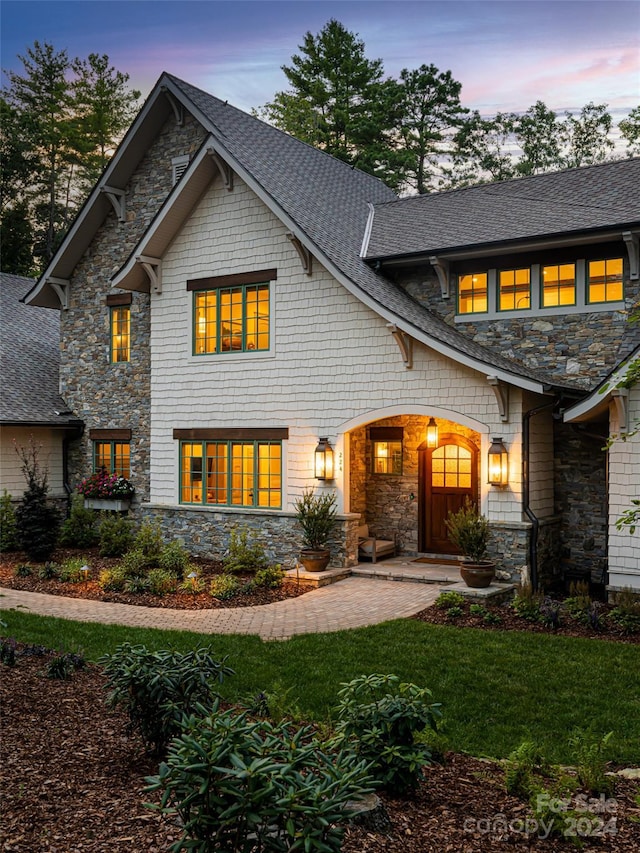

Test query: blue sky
[1,0,639,121]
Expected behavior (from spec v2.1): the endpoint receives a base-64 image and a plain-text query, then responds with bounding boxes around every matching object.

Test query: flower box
[84,498,131,512]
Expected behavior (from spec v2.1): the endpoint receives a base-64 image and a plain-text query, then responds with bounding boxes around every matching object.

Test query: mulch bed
[1,646,639,852]
[0,548,309,609]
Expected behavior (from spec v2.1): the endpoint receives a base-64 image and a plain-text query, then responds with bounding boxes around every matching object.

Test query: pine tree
[14,439,60,562]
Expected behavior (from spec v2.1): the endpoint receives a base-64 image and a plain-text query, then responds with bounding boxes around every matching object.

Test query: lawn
[2,607,639,764]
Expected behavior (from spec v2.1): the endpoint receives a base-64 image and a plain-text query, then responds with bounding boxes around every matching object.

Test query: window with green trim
[110,306,130,362]
[499,268,530,311]
[458,272,488,314]
[93,441,130,478]
[180,440,281,507]
[541,263,576,307]
[194,284,270,354]
[588,258,623,304]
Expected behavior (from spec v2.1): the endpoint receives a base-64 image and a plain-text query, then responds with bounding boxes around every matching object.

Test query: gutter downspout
[522,401,555,590]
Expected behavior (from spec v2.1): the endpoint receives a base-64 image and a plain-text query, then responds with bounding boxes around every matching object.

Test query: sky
[1,0,639,124]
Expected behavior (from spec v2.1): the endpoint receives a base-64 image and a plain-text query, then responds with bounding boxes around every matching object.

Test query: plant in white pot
[294,488,338,572]
[445,499,495,588]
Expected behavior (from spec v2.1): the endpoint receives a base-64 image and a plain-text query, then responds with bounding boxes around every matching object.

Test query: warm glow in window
[588,258,623,304]
[431,444,472,489]
[542,264,576,307]
[372,440,402,475]
[458,273,487,314]
[110,306,130,362]
[94,441,130,478]
[180,441,281,507]
[499,268,530,311]
[194,285,270,354]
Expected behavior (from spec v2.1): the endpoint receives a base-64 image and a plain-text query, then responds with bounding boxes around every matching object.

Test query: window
[588,258,623,304]
[180,440,282,507]
[110,305,130,362]
[458,273,488,314]
[542,263,576,307]
[194,285,269,354]
[431,444,472,489]
[93,441,130,478]
[372,440,403,475]
[499,268,530,311]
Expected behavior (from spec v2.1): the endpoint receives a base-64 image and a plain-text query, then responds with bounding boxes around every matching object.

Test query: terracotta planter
[83,498,131,512]
[459,560,495,588]
[299,548,331,572]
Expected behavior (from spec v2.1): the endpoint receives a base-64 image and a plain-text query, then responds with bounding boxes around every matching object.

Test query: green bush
[512,582,544,622]
[253,564,285,588]
[146,707,374,853]
[147,568,178,596]
[210,573,242,600]
[158,540,189,575]
[59,557,89,583]
[98,512,134,557]
[180,567,205,594]
[58,493,98,548]
[332,672,442,794]
[504,740,549,799]
[435,590,465,609]
[38,561,60,580]
[14,562,33,577]
[118,548,148,578]
[0,491,18,552]
[609,588,640,635]
[99,566,127,592]
[222,526,269,574]
[99,643,234,754]
[568,729,615,796]
[14,441,60,562]
[132,521,164,567]
[124,574,151,594]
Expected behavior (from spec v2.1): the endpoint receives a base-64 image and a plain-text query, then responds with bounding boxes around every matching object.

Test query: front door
[419,434,478,553]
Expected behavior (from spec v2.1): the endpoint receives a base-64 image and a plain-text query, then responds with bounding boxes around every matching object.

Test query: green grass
[2,607,639,764]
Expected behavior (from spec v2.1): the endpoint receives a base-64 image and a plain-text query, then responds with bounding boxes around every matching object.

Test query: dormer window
[542,263,576,307]
[499,268,530,311]
[458,272,487,314]
[588,258,623,304]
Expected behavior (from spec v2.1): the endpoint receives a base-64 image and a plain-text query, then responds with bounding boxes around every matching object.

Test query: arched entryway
[419,433,478,554]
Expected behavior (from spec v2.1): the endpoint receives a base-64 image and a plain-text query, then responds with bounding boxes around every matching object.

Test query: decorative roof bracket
[623,231,639,280]
[136,255,162,294]
[430,256,450,299]
[487,375,509,422]
[207,148,234,191]
[161,86,184,126]
[47,276,70,310]
[611,388,629,433]
[286,233,313,275]
[100,185,126,222]
[386,323,413,369]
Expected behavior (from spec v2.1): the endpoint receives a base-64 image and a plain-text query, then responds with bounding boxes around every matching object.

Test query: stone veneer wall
[60,113,206,499]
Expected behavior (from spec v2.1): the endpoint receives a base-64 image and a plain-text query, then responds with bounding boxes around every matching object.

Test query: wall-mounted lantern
[426,417,439,449]
[314,437,334,480]
[488,437,509,486]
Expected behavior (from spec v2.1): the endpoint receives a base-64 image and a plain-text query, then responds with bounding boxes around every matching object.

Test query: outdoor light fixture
[314,437,334,480]
[488,437,509,486]
[426,417,439,449]
[80,564,90,583]
[187,570,198,591]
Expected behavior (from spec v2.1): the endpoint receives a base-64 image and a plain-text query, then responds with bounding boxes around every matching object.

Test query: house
[23,73,640,594]
[0,272,82,504]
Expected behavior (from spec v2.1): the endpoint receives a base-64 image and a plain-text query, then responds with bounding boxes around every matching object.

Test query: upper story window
[106,293,132,363]
[458,272,488,314]
[499,268,530,311]
[188,269,276,356]
[542,263,576,307]
[588,258,623,304]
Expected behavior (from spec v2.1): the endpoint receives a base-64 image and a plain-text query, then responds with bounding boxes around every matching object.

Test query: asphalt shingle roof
[0,273,77,424]
[364,159,640,259]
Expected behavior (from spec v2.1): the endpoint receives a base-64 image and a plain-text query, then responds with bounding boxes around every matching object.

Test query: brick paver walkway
[0,577,444,640]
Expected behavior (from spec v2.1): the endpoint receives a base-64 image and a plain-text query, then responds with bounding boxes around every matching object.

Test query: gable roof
[25,73,596,394]
[0,273,79,426]
[363,159,640,261]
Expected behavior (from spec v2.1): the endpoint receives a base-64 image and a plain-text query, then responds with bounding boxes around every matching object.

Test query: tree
[514,100,567,175]
[444,110,517,188]
[397,64,467,194]
[563,102,613,168]
[619,106,640,157]
[14,438,60,562]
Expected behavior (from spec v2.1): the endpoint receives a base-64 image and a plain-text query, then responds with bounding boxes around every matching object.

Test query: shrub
[540,596,562,630]
[118,548,148,578]
[180,567,205,594]
[504,740,549,799]
[435,590,465,609]
[99,566,127,592]
[99,643,234,754]
[59,557,89,583]
[210,573,242,600]
[609,588,640,635]
[14,562,33,577]
[146,707,374,853]
[124,574,151,594]
[512,581,544,622]
[0,638,17,667]
[469,603,487,616]
[147,568,178,596]
[98,512,134,557]
[132,521,164,567]
[58,493,98,548]
[483,611,502,625]
[446,605,463,619]
[38,561,60,580]
[565,581,593,624]
[568,729,615,796]
[294,488,338,550]
[445,498,490,562]
[158,540,189,575]
[332,672,442,794]
[46,651,85,680]
[253,564,285,588]
[0,491,18,552]
[14,439,60,562]
[222,526,269,574]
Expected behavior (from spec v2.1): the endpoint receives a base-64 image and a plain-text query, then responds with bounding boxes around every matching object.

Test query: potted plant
[77,471,135,512]
[445,499,495,588]
[294,488,338,572]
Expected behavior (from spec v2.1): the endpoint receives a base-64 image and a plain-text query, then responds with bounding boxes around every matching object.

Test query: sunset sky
[2,0,639,122]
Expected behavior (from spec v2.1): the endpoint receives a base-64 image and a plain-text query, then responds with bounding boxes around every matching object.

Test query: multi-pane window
[194,284,270,354]
[499,268,530,311]
[542,263,576,307]
[372,440,403,475]
[431,444,472,489]
[180,440,281,508]
[458,273,488,314]
[93,441,130,478]
[110,306,130,362]
[588,258,623,304]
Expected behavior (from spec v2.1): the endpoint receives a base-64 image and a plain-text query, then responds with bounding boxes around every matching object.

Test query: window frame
[371,440,403,475]
[457,271,488,315]
[92,440,131,478]
[541,262,577,308]
[587,257,624,305]
[498,267,531,312]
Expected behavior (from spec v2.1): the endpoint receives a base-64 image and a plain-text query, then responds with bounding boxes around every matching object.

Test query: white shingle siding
[149,175,525,522]
[608,386,640,589]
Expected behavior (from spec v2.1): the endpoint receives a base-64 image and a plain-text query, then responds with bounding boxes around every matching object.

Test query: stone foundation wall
[488,522,530,582]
